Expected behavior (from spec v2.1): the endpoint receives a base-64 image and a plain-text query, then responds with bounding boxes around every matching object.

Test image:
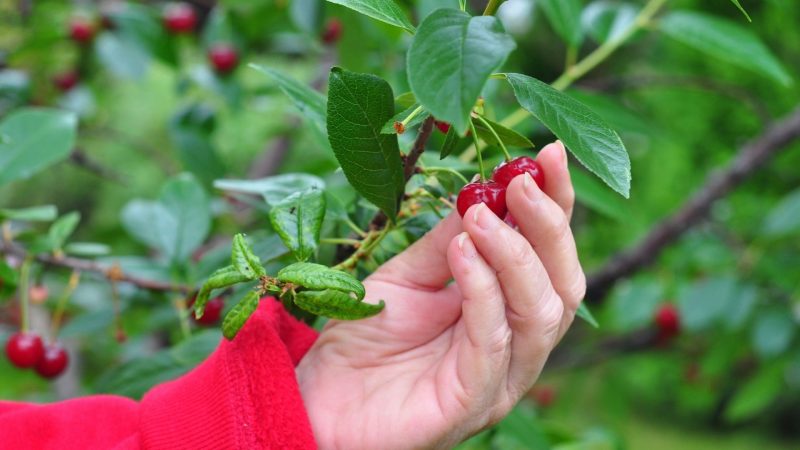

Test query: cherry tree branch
[0,240,192,293]
[586,106,800,301]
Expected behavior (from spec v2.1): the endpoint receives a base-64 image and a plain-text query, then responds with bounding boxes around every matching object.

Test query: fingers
[536,141,575,220]
[461,203,564,396]
[373,212,462,290]
[506,174,585,322]
[446,232,510,399]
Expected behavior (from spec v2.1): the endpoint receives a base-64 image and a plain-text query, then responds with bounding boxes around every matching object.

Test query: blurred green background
[1,0,798,448]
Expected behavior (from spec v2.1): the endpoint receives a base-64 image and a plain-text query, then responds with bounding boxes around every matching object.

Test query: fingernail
[523,173,542,201]
[556,140,567,164]
[473,203,497,230]
[457,232,477,258]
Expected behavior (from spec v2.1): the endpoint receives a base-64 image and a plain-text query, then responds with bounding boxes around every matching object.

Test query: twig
[0,240,192,293]
[70,149,126,183]
[586,106,800,301]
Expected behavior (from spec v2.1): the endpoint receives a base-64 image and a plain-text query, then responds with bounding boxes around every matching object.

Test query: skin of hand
[296,141,586,450]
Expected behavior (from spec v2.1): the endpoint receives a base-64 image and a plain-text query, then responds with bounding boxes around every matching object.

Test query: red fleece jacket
[0,299,319,449]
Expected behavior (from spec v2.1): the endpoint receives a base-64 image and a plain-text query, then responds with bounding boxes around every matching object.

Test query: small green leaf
[251,65,327,134]
[381,104,430,134]
[724,363,785,423]
[0,205,58,222]
[268,189,326,262]
[472,117,533,148]
[439,126,466,159]
[277,262,366,299]
[48,212,81,251]
[504,73,631,197]
[751,309,796,359]
[538,0,584,47]
[0,108,77,186]
[64,242,111,257]
[327,67,405,221]
[570,168,627,221]
[659,11,791,86]
[222,291,261,340]
[231,234,266,279]
[214,173,325,206]
[194,265,251,317]
[576,303,599,328]
[729,0,752,22]
[294,289,385,320]
[326,0,415,33]
[408,9,515,134]
[762,188,800,238]
[581,2,639,44]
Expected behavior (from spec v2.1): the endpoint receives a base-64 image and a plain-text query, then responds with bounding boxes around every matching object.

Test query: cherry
[456,181,507,218]
[530,385,557,408]
[163,3,196,34]
[189,296,224,325]
[69,17,95,44]
[434,120,450,134]
[53,71,79,92]
[207,44,239,75]
[321,18,342,45]
[654,304,680,343]
[5,332,44,369]
[492,156,545,190]
[35,343,69,379]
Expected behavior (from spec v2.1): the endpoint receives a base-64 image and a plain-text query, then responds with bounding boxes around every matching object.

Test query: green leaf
[576,303,599,328]
[762,188,800,238]
[222,291,261,340]
[95,33,150,80]
[607,278,663,332]
[251,65,327,134]
[580,1,638,44]
[47,212,81,251]
[439,126,466,159]
[504,74,631,197]
[0,108,77,186]
[268,189,326,262]
[724,363,785,423]
[677,277,738,332]
[194,265,251,317]
[327,67,405,221]
[729,0,752,22]
[326,0,415,33]
[570,168,627,221]
[472,117,533,148]
[277,262,366,299]
[658,11,792,86]
[294,289,385,320]
[168,104,225,186]
[290,0,324,34]
[112,3,178,66]
[0,205,58,222]
[408,9,515,134]
[381,104,430,135]
[751,309,796,359]
[538,0,583,47]
[231,234,266,279]
[214,173,325,206]
[122,174,211,264]
[64,242,111,257]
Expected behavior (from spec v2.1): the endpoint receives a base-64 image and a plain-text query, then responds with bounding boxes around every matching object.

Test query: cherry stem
[50,270,80,341]
[475,114,512,161]
[483,0,506,16]
[19,257,32,334]
[468,120,486,181]
[401,105,425,128]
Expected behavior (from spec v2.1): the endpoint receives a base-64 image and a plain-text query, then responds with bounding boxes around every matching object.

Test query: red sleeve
[0,298,319,450]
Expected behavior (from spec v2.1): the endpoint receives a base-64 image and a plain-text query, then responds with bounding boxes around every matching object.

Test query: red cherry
[654,304,680,342]
[531,385,557,408]
[163,3,196,34]
[456,181,507,218]
[5,332,44,369]
[53,71,80,92]
[434,120,450,134]
[321,18,342,45]
[69,17,95,44]
[207,44,239,75]
[192,297,224,326]
[492,156,545,190]
[35,343,69,379]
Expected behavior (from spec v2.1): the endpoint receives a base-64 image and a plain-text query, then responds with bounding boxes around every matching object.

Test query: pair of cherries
[5,332,69,379]
[456,156,546,219]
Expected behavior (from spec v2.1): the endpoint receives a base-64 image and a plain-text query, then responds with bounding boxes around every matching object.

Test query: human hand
[297,141,586,449]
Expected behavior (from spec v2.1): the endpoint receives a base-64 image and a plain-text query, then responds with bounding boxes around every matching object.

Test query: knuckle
[486,325,513,355]
[505,238,535,268]
[566,270,587,307]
